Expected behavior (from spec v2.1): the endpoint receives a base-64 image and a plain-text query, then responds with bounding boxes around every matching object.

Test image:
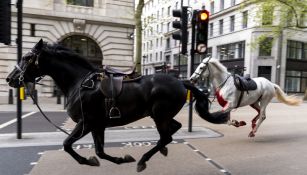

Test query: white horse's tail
[273,84,302,106]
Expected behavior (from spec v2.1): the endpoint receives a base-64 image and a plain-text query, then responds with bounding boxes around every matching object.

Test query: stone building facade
[0,0,135,96]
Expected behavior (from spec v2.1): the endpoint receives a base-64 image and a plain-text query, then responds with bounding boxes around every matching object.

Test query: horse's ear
[33,39,44,51]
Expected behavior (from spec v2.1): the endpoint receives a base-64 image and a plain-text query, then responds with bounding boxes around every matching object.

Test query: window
[207,47,212,57]
[285,71,307,93]
[160,51,163,61]
[242,11,248,28]
[160,37,163,47]
[30,24,36,37]
[165,55,170,63]
[259,37,273,56]
[258,66,272,80]
[67,0,93,7]
[156,52,158,61]
[61,35,102,65]
[217,41,245,60]
[167,22,170,32]
[210,1,215,14]
[287,40,307,60]
[230,15,235,32]
[262,5,273,25]
[166,38,170,49]
[209,23,213,37]
[168,6,171,16]
[300,13,305,27]
[219,19,223,35]
[220,0,224,11]
[286,10,294,27]
[231,0,236,6]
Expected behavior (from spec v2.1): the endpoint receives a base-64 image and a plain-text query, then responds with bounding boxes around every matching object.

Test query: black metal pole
[188,10,197,132]
[16,0,23,139]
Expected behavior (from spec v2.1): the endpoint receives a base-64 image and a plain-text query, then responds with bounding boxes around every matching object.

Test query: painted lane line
[0,111,37,129]
[30,162,37,165]
[185,141,231,175]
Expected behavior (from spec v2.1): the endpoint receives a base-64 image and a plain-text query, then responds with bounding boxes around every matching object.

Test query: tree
[246,0,306,29]
[243,0,306,53]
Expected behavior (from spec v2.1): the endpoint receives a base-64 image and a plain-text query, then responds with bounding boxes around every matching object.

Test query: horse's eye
[199,67,203,70]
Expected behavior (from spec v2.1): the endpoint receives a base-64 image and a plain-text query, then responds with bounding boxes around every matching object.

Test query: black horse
[6,39,229,172]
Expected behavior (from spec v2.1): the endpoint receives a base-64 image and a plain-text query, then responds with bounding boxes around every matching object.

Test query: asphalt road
[1,102,307,175]
[0,111,68,175]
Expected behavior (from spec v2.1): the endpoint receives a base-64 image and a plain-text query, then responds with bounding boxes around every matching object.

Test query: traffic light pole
[188,10,197,132]
[16,0,23,139]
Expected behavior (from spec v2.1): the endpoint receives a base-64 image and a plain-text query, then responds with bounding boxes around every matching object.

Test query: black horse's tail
[182,81,230,124]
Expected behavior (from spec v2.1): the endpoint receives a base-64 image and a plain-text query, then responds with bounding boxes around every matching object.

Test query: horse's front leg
[92,130,136,164]
[63,121,100,166]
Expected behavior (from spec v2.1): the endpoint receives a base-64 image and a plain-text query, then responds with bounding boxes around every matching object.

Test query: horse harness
[81,65,140,119]
[212,74,258,109]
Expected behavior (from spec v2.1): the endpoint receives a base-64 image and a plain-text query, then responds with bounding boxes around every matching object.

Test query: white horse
[190,57,302,137]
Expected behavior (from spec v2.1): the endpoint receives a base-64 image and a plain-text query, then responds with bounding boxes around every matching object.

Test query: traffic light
[0,0,11,45]
[172,6,188,55]
[195,10,209,54]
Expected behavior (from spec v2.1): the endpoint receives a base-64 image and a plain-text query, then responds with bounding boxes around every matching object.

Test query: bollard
[33,89,38,104]
[56,90,61,104]
[63,96,67,109]
[8,89,14,104]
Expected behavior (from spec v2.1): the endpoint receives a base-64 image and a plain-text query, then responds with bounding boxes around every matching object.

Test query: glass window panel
[286,77,300,92]
[286,70,301,76]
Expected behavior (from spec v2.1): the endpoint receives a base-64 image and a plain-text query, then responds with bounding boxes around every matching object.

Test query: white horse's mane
[207,57,228,73]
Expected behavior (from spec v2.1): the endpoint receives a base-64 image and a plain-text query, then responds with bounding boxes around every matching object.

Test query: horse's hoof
[239,121,246,126]
[87,156,100,166]
[137,163,147,172]
[232,120,240,127]
[160,147,168,156]
[248,131,255,137]
[124,154,136,163]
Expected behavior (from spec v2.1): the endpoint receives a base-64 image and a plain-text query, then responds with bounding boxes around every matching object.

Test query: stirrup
[109,107,121,119]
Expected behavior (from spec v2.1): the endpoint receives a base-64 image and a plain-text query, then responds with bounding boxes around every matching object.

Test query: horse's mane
[43,43,97,71]
[209,58,228,73]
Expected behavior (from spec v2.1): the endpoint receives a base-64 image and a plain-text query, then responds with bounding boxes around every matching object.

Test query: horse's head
[190,56,212,83]
[6,39,45,88]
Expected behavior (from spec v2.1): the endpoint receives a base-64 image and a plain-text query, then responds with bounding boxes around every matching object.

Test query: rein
[24,82,70,136]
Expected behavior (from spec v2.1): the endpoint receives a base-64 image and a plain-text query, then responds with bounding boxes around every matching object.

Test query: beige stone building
[0,0,135,96]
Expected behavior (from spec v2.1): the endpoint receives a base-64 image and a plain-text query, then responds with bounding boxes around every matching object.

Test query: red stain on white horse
[215,90,228,111]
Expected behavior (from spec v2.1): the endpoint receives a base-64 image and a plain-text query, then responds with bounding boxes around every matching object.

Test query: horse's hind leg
[250,103,260,130]
[249,98,271,137]
[92,129,136,164]
[63,121,99,166]
[137,119,177,172]
[160,119,182,156]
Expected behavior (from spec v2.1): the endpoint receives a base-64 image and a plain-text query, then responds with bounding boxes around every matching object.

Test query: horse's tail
[182,81,230,124]
[273,84,302,106]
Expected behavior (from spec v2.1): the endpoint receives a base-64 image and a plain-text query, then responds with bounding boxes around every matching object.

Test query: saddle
[233,74,257,108]
[99,65,139,119]
[233,74,257,92]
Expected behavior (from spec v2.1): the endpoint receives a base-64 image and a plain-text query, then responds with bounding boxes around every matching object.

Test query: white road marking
[0,111,37,129]
[30,162,37,165]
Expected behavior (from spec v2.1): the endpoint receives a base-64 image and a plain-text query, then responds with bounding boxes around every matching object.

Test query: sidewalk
[0,96,65,112]
[0,94,305,112]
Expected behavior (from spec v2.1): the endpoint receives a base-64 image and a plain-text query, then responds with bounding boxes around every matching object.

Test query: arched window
[61,35,103,66]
